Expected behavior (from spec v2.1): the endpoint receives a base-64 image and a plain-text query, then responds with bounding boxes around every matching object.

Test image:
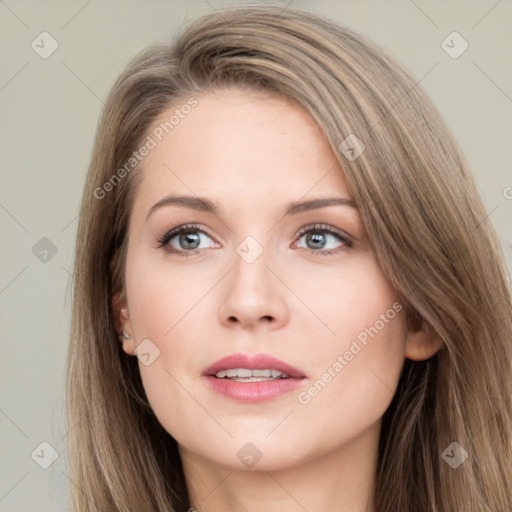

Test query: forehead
[132,88,351,217]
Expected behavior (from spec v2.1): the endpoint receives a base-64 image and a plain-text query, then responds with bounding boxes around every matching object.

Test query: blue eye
[157,224,217,256]
[157,222,353,257]
[296,223,352,256]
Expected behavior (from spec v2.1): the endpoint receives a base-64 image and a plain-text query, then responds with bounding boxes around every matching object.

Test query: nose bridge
[230,237,272,304]
[218,235,288,328]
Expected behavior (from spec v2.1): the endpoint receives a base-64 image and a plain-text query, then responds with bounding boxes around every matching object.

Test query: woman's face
[118,87,417,471]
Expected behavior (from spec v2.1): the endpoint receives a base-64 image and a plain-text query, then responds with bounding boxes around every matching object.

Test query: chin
[189,434,316,472]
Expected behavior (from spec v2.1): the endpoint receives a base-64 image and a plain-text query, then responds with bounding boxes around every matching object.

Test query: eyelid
[296,223,351,241]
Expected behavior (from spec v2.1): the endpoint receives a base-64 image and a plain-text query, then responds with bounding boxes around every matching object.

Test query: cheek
[338,262,406,382]
[301,254,406,361]
[296,259,406,426]
[296,333,404,458]
[123,254,218,435]
[125,254,215,340]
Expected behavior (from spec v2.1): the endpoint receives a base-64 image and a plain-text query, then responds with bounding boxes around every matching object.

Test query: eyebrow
[145,194,357,222]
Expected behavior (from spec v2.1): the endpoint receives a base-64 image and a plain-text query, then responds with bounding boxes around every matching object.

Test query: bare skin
[115,87,441,512]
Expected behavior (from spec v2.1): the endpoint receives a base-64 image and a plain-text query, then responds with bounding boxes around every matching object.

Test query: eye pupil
[307,232,326,249]
[180,230,200,249]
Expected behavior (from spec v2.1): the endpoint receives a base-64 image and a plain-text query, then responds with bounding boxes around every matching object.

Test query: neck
[180,420,380,512]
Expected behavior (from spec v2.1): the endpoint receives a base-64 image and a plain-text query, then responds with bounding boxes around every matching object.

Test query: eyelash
[156,223,353,257]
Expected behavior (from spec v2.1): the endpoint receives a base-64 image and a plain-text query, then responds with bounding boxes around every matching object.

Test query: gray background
[1,1,511,510]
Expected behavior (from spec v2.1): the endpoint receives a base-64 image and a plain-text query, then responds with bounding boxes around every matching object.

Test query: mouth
[203,352,306,379]
[202,353,306,402]
[213,368,291,382]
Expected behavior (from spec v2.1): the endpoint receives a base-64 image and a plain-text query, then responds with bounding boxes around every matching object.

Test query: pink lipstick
[202,353,306,403]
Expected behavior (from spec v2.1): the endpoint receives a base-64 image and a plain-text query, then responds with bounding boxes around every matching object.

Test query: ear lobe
[405,321,443,361]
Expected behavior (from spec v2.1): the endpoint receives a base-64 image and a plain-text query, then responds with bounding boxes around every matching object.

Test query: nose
[218,248,290,330]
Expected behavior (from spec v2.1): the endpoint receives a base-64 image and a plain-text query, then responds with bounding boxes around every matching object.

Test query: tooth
[214,368,292,379]
[232,377,274,382]
[252,369,272,377]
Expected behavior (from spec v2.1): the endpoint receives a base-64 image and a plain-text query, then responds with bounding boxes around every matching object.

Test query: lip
[202,353,306,378]
[202,353,307,403]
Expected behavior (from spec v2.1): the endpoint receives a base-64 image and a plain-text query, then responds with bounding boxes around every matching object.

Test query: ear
[113,290,136,356]
[404,315,443,361]
[111,249,136,356]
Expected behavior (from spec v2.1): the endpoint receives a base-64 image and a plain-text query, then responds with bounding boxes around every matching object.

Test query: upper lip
[203,353,306,378]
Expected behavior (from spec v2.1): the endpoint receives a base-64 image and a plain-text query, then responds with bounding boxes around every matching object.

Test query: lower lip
[204,376,304,402]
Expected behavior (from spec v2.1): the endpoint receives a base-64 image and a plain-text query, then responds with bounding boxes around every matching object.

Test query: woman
[66,4,512,511]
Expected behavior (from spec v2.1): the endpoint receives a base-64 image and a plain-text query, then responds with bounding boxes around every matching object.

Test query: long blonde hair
[66,4,512,511]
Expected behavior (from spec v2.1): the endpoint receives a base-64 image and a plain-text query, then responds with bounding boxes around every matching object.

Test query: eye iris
[180,230,200,249]
[307,231,326,249]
